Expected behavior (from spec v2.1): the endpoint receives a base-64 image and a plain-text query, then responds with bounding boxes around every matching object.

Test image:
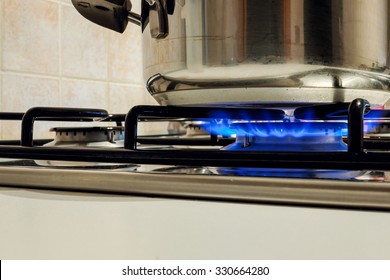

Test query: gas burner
[47,126,124,148]
[144,119,360,179]
[167,121,209,138]
[365,122,390,137]
[216,122,348,151]
[183,122,209,138]
[218,168,365,179]
[215,122,356,178]
[36,126,130,168]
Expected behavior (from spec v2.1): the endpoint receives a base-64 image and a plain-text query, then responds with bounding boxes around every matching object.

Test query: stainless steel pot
[73,0,390,106]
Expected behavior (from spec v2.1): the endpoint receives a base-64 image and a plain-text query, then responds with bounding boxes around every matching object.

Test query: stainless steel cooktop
[1,100,390,211]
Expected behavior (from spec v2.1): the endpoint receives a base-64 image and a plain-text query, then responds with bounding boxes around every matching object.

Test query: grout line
[1,69,64,80]
[59,1,63,106]
[0,69,145,88]
[59,76,145,88]
[106,29,111,111]
[0,0,3,140]
[109,81,146,88]
[47,0,73,6]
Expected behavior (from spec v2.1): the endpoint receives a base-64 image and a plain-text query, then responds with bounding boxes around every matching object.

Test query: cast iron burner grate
[1,98,390,171]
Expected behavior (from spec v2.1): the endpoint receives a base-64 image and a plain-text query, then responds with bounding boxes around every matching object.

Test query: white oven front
[1,187,390,259]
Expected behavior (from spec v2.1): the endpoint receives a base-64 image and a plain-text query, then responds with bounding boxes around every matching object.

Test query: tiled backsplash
[0,0,157,140]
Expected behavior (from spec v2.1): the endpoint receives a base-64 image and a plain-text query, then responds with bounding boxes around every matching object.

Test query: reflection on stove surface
[150,166,377,180]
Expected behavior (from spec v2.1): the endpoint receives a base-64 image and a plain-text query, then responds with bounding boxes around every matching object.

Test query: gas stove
[1,98,390,211]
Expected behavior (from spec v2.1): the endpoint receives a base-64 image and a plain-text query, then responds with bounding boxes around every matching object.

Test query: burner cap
[221,122,348,151]
[35,126,126,168]
[49,126,124,147]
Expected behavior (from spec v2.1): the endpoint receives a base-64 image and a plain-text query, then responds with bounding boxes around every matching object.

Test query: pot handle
[148,0,169,38]
[71,0,134,33]
[71,0,170,38]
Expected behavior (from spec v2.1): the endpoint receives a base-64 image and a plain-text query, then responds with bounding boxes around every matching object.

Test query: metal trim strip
[1,167,389,211]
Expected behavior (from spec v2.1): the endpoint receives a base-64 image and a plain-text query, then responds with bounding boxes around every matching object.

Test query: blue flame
[201,120,348,148]
[199,109,361,179]
[201,109,347,137]
[219,168,362,179]
[199,109,349,152]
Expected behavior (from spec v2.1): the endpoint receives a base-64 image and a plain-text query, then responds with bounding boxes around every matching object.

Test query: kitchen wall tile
[143,89,160,105]
[0,0,146,140]
[131,0,141,12]
[109,83,146,114]
[61,78,109,110]
[58,0,139,9]
[108,0,143,84]
[0,0,3,69]
[108,83,158,112]
[1,74,60,140]
[1,74,60,111]
[0,74,2,140]
[0,0,2,139]
[61,5,108,80]
[109,83,162,134]
[2,0,59,75]
[108,25,144,84]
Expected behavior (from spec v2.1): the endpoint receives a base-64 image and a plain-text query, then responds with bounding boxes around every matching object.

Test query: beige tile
[61,0,144,83]
[107,0,143,84]
[108,83,149,114]
[131,0,141,13]
[109,83,164,135]
[0,73,2,139]
[0,0,147,140]
[108,22,144,84]
[111,83,160,108]
[2,0,59,74]
[1,74,60,111]
[1,74,60,140]
[61,79,109,110]
[60,0,140,11]
[143,91,160,105]
[0,0,3,72]
[0,114,1,141]
[61,5,108,80]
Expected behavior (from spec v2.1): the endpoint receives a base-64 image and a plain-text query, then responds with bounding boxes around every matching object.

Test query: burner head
[365,122,390,136]
[49,126,124,147]
[209,122,348,152]
[180,122,211,139]
[202,119,352,179]
[35,126,128,168]
[221,122,352,178]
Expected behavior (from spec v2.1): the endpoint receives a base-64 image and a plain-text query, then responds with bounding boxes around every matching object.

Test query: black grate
[1,98,390,170]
